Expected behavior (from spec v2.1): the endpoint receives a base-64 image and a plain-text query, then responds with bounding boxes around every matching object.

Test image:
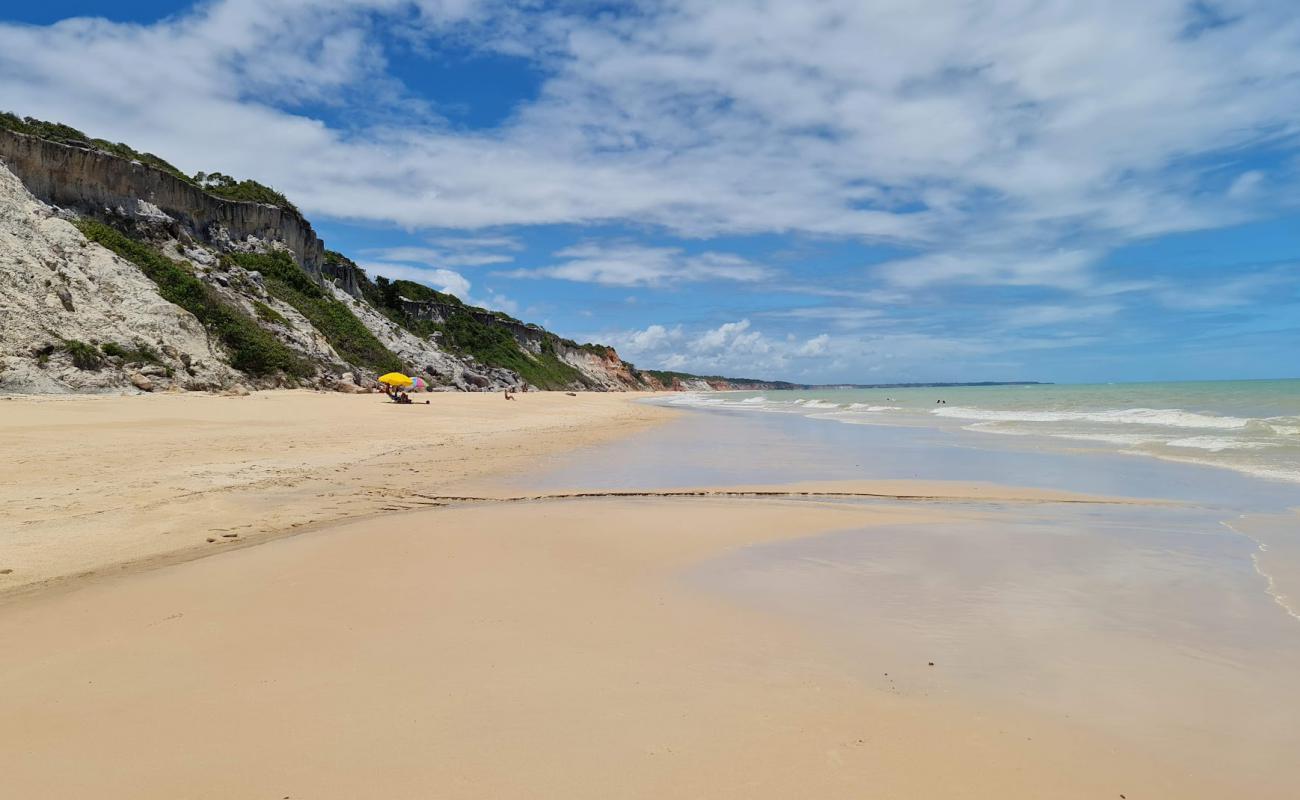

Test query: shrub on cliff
[360,268,588,388]
[100,341,166,366]
[61,339,102,370]
[1,112,300,213]
[74,220,310,378]
[225,251,404,375]
[1,112,191,183]
[194,172,299,214]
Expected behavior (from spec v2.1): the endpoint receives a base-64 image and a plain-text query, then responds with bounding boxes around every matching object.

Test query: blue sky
[2,1,1298,383]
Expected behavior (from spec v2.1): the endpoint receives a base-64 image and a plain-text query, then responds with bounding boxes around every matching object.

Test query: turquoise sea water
[666,379,1300,485]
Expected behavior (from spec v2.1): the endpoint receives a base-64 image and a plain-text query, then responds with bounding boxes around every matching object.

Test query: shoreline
[0,389,676,601]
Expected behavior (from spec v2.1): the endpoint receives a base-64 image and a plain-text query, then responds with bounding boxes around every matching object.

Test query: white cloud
[597,316,1111,382]
[1000,303,1121,329]
[690,319,768,355]
[481,291,520,316]
[797,333,830,357]
[366,245,517,268]
[1227,170,1265,200]
[4,0,1299,252]
[625,323,681,352]
[875,250,1099,290]
[507,242,773,287]
[762,306,887,330]
[356,260,472,298]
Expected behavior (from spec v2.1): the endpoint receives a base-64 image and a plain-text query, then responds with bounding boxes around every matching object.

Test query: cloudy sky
[3,1,1299,383]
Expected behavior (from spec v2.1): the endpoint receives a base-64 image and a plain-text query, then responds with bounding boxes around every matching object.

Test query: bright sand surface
[0,496,1247,799]
[0,390,673,597]
[1,391,1297,798]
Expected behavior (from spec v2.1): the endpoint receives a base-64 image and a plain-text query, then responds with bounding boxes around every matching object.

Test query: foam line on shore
[405,486,1164,507]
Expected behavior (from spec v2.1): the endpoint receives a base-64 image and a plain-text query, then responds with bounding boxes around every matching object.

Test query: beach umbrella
[408,376,427,391]
[377,372,412,388]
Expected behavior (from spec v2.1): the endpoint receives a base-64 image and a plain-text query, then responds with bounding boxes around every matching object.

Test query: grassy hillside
[223,251,403,374]
[328,254,591,389]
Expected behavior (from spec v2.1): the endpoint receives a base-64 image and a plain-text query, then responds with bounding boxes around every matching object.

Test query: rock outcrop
[0,162,235,393]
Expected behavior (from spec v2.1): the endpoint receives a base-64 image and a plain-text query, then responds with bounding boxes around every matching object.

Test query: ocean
[666,379,1300,486]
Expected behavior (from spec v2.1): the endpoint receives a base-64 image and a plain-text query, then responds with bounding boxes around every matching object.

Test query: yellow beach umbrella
[377,372,412,388]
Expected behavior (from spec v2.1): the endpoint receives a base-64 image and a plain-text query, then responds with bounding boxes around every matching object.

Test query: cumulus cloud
[4,0,1300,252]
[597,315,1117,382]
[797,333,830,357]
[603,318,829,377]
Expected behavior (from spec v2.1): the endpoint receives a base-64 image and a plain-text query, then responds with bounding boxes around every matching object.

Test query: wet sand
[0,494,1245,799]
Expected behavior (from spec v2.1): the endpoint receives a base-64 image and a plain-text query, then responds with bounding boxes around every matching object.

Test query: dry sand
[0,390,672,597]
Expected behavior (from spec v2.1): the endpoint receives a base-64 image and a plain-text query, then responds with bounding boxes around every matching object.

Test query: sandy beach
[2,391,1297,798]
[0,390,673,598]
[0,494,1239,799]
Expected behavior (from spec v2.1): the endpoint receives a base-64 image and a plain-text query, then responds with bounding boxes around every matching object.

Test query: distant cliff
[0,116,781,394]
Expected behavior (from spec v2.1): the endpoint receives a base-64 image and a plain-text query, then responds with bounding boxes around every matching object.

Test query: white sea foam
[659,387,1300,485]
[1165,436,1280,452]
[801,399,841,409]
[1145,454,1300,485]
[1049,432,1163,446]
[932,406,1256,430]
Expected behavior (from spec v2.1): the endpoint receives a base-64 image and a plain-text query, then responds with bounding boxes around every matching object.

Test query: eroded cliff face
[0,162,237,393]
[0,130,325,277]
[0,126,774,394]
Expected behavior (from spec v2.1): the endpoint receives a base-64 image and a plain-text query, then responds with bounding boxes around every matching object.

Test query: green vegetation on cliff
[224,251,403,374]
[2,112,190,182]
[440,308,588,389]
[100,340,166,367]
[60,338,102,370]
[74,220,310,378]
[4,112,299,214]
[354,267,589,389]
[194,172,298,214]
